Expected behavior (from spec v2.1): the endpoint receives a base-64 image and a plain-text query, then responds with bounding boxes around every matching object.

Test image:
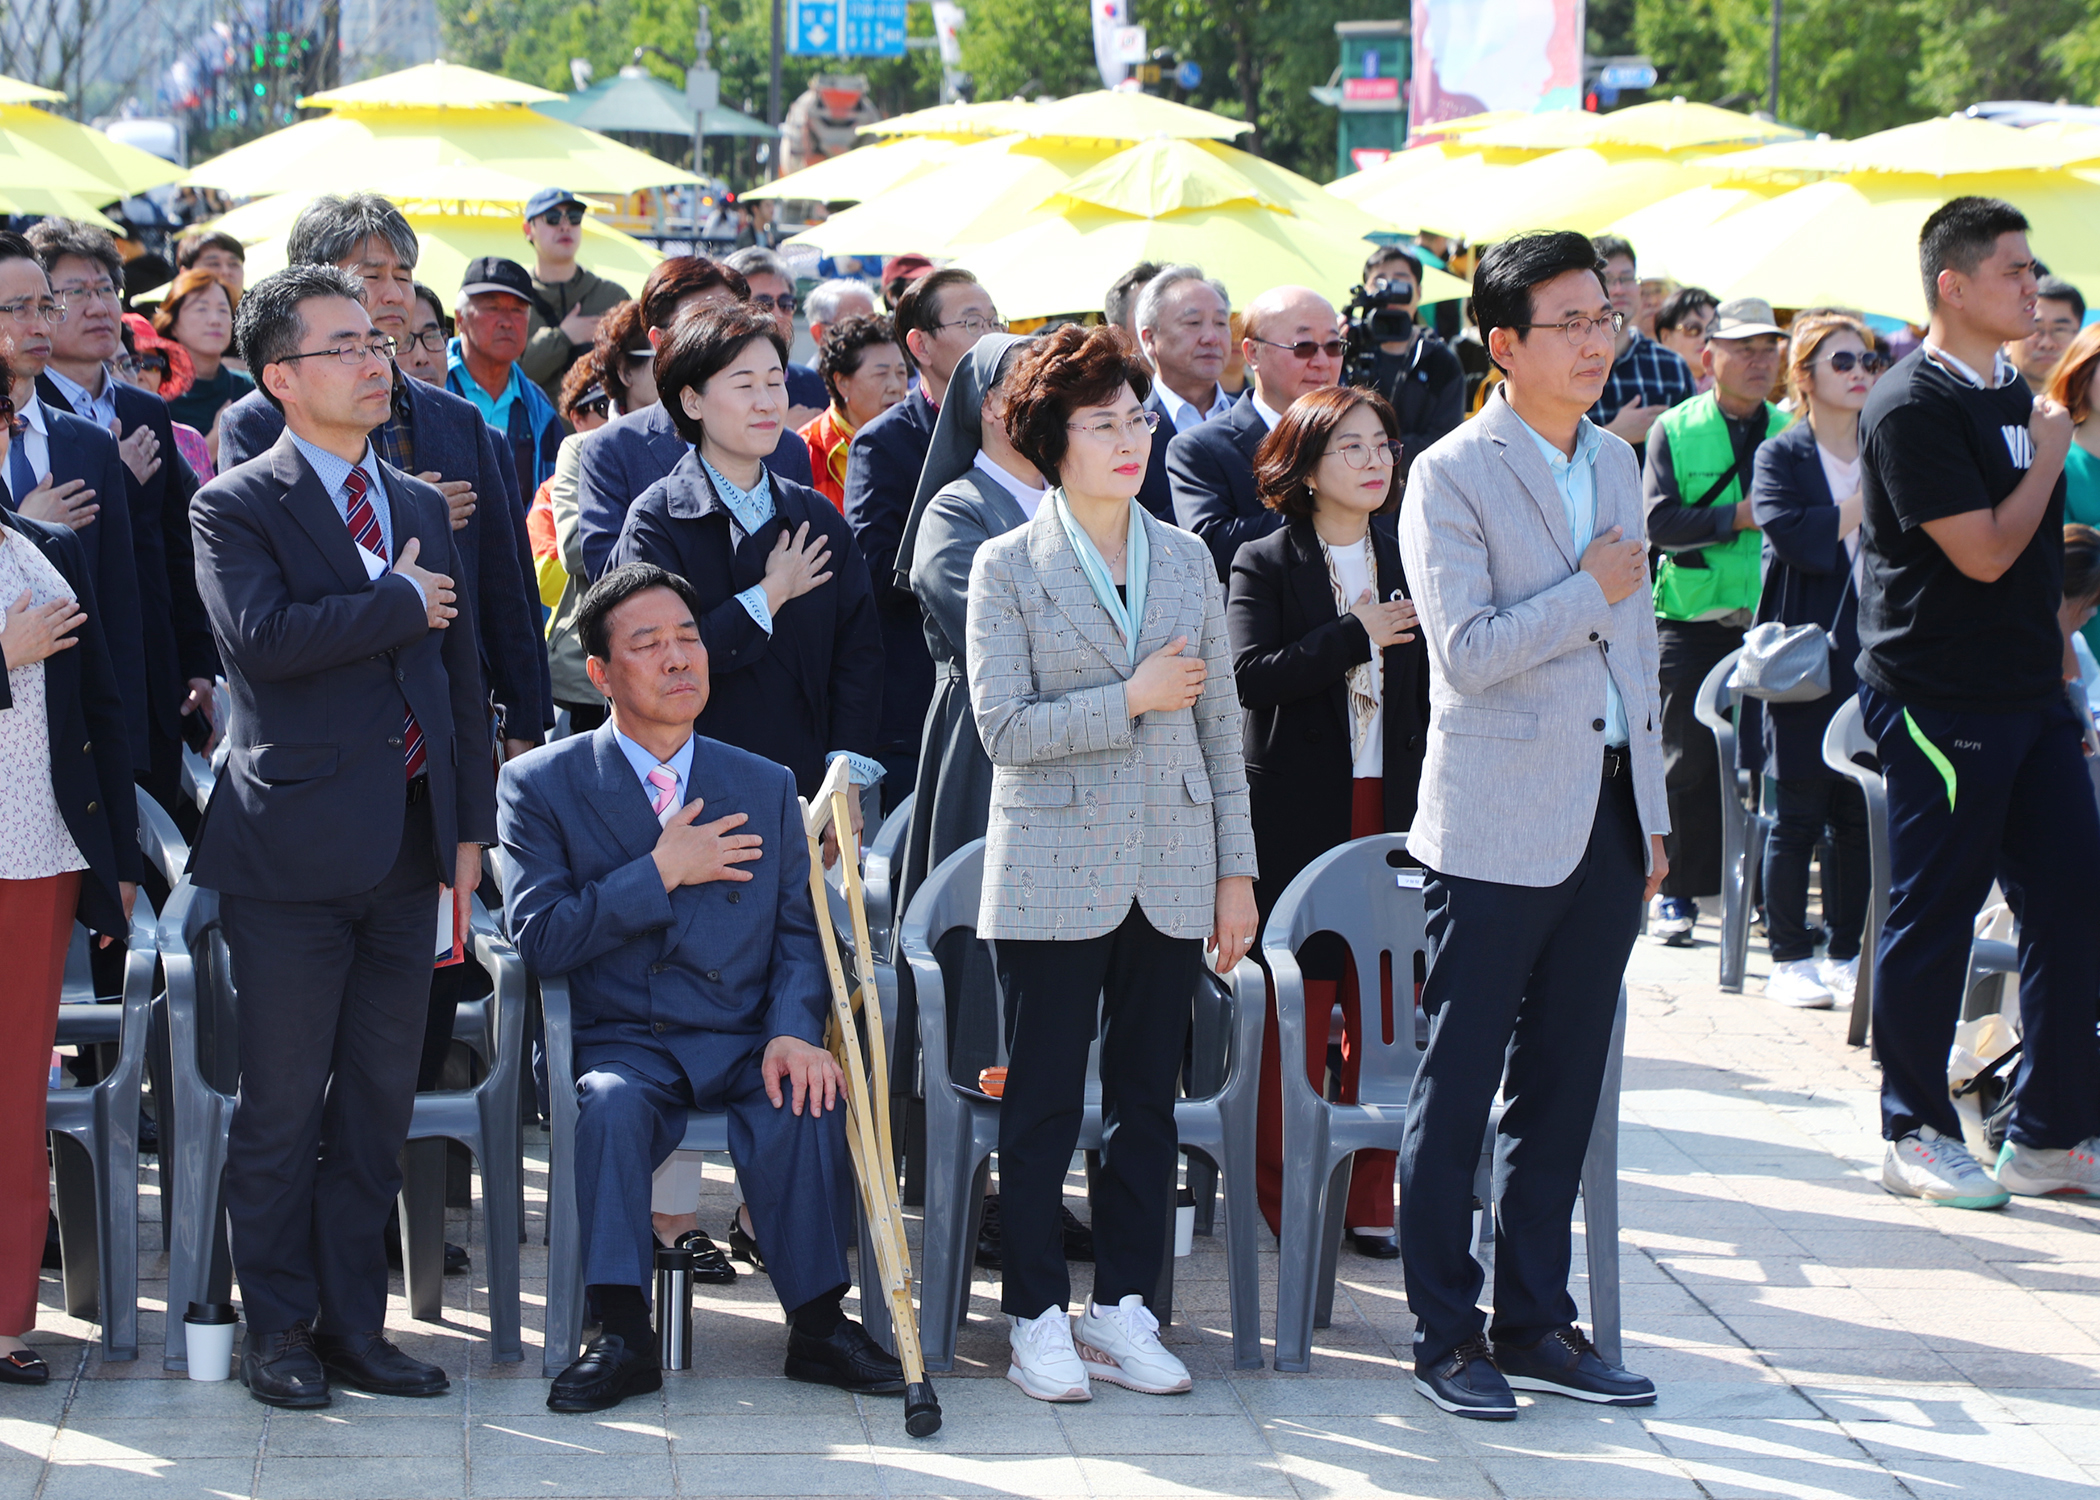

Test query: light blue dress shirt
[1513,412,1629,747]
[446,337,520,430]
[615,729,696,815]
[44,364,118,433]
[288,431,434,613]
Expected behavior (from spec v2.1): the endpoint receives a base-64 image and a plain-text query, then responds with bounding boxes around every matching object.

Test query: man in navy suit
[1169,284,1345,580]
[215,194,548,757]
[31,218,221,812]
[841,268,995,805]
[499,563,904,1413]
[0,231,149,762]
[575,256,814,579]
[190,265,496,1409]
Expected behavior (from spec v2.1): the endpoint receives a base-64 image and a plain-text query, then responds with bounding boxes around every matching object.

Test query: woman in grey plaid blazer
[964,326,1257,1404]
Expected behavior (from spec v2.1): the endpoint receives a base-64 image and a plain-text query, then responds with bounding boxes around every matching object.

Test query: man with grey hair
[1135,265,1234,433]
[805,276,876,352]
[727,245,826,425]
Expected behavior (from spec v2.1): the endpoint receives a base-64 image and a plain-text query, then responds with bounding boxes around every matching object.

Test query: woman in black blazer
[0,461,139,1384]
[1226,385,1429,1256]
[609,302,885,824]
[1745,313,1887,1011]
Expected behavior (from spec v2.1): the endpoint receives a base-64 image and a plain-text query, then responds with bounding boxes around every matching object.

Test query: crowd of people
[0,181,2091,1434]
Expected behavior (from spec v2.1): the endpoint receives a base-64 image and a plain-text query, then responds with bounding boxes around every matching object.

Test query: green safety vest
[1652,393,1791,622]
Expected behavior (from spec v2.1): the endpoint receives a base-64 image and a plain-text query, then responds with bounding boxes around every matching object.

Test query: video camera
[1342,277,1417,392]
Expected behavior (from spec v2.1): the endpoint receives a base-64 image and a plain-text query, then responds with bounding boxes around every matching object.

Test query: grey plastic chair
[1693,648,1774,992]
[1821,697,1886,1049]
[899,840,1266,1374]
[161,884,522,1368]
[861,791,914,956]
[1266,833,1626,1373]
[529,856,899,1378]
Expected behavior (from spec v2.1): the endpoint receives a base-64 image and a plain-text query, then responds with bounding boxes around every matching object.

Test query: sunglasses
[0,390,13,425]
[1252,336,1347,361]
[537,207,585,227]
[1820,350,1892,374]
[748,293,798,315]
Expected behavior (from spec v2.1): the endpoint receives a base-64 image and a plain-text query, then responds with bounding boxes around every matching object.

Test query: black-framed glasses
[274,336,399,368]
[401,328,447,353]
[1819,349,1893,374]
[0,295,66,325]
[1252,336,1346,361]
[1065,409,1161,442]
[934,312,1007,336]
[749,293,798,315]
[1327,438,1403,469]
[537,207,585,227]
[1515,311,1626,345]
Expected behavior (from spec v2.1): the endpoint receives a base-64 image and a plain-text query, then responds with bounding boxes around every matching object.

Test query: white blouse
[0,528,89,880]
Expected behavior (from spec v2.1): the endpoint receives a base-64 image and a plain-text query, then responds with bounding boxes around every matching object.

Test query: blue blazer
[187,431,497,901]
[576,401,815,581]
[1748,419,1862,783]
[1168,392,1279,582]
[38,373,221,746]
[611,452,883,798]
[7,403,149,768]
[0,507,141,938]
[841,386,936,758]
[218,377,550,737]
[1137,385,1179,524]
[498,724,830,1068]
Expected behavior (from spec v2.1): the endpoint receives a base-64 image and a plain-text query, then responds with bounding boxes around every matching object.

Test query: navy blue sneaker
[1413,1336,1516,1420]
[1492,1326,1655,1406]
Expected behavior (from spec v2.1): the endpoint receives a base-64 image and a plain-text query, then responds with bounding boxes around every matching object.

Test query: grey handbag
[1735,571,1852,704]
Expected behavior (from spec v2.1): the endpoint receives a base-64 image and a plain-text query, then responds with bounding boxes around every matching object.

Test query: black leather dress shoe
[974,1195,1002,1269]
[1061,1205,1095,1263]
[672,1229,737,1284]
[725,1214,765,1274]
[381,1224,470,1276]
[784,1320,906,1393]
[548,1334,662,1413]
[314,1331,449,1397]
[1493,1325,1656,1407]
[1413,1335,1516,1421]
[241,1323,330,1409]
[1347,1230,1400,1260]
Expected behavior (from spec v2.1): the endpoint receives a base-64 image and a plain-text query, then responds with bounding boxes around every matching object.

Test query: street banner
[1409,0,1584,139]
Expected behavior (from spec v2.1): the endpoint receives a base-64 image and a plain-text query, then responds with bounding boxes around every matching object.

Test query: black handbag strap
[1692,452,1748,510]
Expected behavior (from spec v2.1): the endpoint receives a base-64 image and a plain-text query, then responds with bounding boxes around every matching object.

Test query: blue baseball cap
[525,187,586,220]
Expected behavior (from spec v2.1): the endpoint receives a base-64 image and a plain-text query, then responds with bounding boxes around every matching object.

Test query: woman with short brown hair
[1228,384,1429,1256]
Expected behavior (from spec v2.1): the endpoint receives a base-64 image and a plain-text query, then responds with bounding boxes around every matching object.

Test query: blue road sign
[791,0,906,56]
[792,0,841,55]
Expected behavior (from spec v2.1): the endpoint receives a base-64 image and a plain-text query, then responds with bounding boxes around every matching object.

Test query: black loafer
[241,1323,330,1409]
[1060,1205,1095,1263]
[548,1334,662,1413]
[1347,1230,1400,1260]
[314,1330,449,1397]
[974,1195,1002,1269]
[784,1319,906,1394]
[0,1349,49,1386]
[382,1226,470,1276]
[725,1214,766,1274]
[1413,1335,1516,1421]
[673,1230,737,1284]
[1493,1325,1656,1407]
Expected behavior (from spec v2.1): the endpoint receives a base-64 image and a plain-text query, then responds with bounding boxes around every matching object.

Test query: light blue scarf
[1052,489,1149,667]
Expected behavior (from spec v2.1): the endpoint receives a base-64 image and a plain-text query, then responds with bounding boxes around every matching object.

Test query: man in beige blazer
[1395,232,1669,1421]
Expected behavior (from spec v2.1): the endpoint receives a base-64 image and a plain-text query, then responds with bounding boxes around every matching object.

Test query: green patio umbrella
[536,70,775,141]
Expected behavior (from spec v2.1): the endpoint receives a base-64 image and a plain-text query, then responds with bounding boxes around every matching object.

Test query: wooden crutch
[800,758,940,1438]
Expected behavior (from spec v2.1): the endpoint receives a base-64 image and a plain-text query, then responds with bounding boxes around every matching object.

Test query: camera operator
[1349,247,1466,468]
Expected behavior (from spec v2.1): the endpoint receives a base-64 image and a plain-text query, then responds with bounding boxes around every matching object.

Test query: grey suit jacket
[1399,390,1668,887]
[965,499,1256,941]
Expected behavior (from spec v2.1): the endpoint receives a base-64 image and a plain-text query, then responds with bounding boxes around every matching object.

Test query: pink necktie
[646,765,679,823]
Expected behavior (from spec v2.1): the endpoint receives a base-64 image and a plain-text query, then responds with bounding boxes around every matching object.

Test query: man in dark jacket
[1359,247,1466,467]
[520,187,629,399]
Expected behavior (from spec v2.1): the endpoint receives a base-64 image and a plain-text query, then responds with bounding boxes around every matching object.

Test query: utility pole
[1767,0,1781,119]
[767,0,783,180]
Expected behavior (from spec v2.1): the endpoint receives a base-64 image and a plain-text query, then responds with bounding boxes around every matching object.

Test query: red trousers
[1255,779,1396,1236]
[0,872,80,1337]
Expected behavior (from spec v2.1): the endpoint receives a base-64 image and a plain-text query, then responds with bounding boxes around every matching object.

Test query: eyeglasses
[131,352,171,378]
[1669,321,1712,342]
[1818,349,1893,374]
[1065,409,1161,443]
[748,293,798,315]
[934,313,1007,336]
[401,328,447,353]
[0,296,66,325]
[274,336,400,368]
[1602,273,1640,292]
[1327,439,1403,469]
[1514,311,1626,345]
[53,279,120,307]
[1251,336,1346,361]
[537,207,585,227]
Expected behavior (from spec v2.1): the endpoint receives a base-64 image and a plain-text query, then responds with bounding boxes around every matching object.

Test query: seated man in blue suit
[499,562,904,1413]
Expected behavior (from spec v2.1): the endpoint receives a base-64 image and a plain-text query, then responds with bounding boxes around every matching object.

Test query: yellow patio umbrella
[1391,147,1716,241]
[0,103,181,197]
[300,60,564,110]
[0,74,65,106]
[1327,139,1492,209]
[207,192,663,313]
[186,104,700,197]
[1603,182,1792,283]
[0,185,119,230]
[744,135,961,203]
[1410,109,1533,140]
[1015,90,1251,144]
[1713,115,2100,182]
[858,99,1036,140]
[1465,99,1801,154]
[1646,170,2100,323]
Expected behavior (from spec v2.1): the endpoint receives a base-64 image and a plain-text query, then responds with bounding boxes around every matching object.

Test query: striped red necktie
[344,466,428,780]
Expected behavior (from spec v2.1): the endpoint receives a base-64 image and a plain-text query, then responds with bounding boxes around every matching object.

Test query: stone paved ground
[6,906,2098,1498]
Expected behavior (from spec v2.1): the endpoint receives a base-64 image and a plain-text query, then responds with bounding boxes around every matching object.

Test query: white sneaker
[1994,1138,2100,1198]
[1766,958,1834,1009]
[1882,1126,2010,1209]
[1818,955,1860,1000]
[1007,1306,1090,1402]
[1073,1295,1192,1394]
